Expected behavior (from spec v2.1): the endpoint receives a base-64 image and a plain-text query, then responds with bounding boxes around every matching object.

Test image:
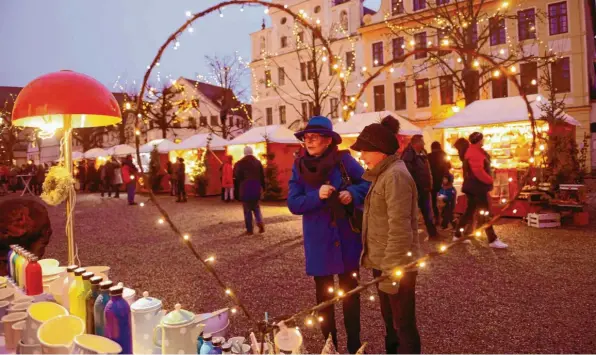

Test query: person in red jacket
[221,155,234,202]
[121,155,138,206]
[453,132,508,249]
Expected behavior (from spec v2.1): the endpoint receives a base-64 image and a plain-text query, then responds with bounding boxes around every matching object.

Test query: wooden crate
[527,212,561,228]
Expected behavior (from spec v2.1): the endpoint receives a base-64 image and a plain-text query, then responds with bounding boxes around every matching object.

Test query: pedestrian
[453,133,508,248]
[427,141,451,225]
[121,155,138,206]
[170,159,179,197]
[35,164,46,195]
[176,157,187,203]
[111,157,122,198]
[438,173,457,229]
[288,116,370,353]
[234,146,265,235]
[101,158,116,197]
[87,163,98,192]
[350,116,422,354]
[222,155,234,202]
[0,164,9,196]
[78,160,87,192]
[401,135,438,240]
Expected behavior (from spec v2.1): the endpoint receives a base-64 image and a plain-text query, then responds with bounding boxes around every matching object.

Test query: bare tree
[73,127,108,152]
[143,83,198,139]
[0,92,33,163]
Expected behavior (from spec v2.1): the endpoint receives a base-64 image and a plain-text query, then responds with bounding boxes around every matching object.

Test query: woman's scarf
[296,145,340,187]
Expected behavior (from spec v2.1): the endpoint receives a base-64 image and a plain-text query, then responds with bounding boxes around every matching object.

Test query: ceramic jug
[153,304,205,354]
[131,291,166,354]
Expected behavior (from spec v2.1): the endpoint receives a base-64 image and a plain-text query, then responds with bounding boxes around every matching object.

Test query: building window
[297,32,304,43]
[373,85,386,111]
[300,62,307,81]
[314,5,322,13]
[414,32,427,59]
[518,9,536,41]
[416,79,430,108]
[302,102,308,121]
[199,116,207,126]
[210,115,219,126]
[437,29,449,56]
[552,57,571,93]
[308,61,315,80]
[279,105,287,124]
[413,0,426,11]
[520,62,538,94]
[266,108,273,125]
[278,67,285,86]
[188,117,197,129]
[340,10,349,32]
[471,24,478,46]
[308,102,315,117]
[392,37,405,62]
[281,36,288,48]
[265,70,272,87]
[372,42,384,66]
[391,0,404,15]
[346,51,355,71]
[436,0,449,4]
[492,75,508,98]
[394,82,407,110]
[549,2,568,35]
[439,76,454,105]
[330,98,339,118]
[489,17,506,46]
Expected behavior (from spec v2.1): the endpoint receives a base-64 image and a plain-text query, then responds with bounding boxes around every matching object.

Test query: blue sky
[0,0,381,94]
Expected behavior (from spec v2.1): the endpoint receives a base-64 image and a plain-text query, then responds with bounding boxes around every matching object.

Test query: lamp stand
[63,114,75,265]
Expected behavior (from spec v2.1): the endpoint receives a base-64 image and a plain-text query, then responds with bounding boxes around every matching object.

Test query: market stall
[171,133,229,196]
[434,95,581,217]
[139,139,180,192]
[106,144,136,157]
[226,125,301,199]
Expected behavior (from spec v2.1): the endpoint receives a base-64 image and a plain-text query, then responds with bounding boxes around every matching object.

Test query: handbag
[338,160,364,234]
[461,159,492,196]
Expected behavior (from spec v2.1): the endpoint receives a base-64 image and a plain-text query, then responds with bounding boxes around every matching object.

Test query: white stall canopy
[83,148,108,159]
[334,111,423,136]
[176,133,228,151]
[227,125,300,145]
[107,144,136,156]
[434,95,581,128]
[139,139,179,153]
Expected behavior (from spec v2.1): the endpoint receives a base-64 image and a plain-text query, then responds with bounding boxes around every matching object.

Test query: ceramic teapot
[153,304,205,354]
[131,291,166,354]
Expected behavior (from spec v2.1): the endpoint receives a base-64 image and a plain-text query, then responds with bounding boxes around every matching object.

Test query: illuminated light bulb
[442,39,449,46]
[364,102,369,108]
[139,202,145,207]
[350,97,356,102]
[328,287,334,293]
[401,44,406,49]
[316,19,321,25]
[501,198,507,203]
[343,105,348,110]
[392,282,397,286]
[395,269,403,277]
[361,66,367,72]
[531,79,537,85]
[409,39,415,46]
[306,318,313,326]
[440,245,447,252]
[231,308,237,314]
[536,95,542,102]
[156,62,160,67]
[389,68,395,73]
[352,272,357,277]
[510,66,517,73]
[225,289,232,295]
[427,41,432,46]
[374,59,378,65]
[407,251,412,257]
[322,56,328,62]
[137,113,142,118]
[350,111,355,117]
[130,175,135,180]
[508,177,513,182]
[337,290,345,297]
[333,64,339,70]
[206,256,215,263]
[158,218,164,224]
[479,210,485,215]
[185,10,192,17]
[532,177,537,182]
[339,72,345,78]
[513,209,518,214]
[369,295,375,301]
[183,234,189,241]
[499,48,505,55]
[419,261,426,268]
[539,144,545,151]
[125,102,132,110]
[219,12,224,17]
[452,106,460,113]
[501,1,509,8]
[459,228,464,232]
[473,60,480,67]
[264,8,269,14]
[284,4,288,8]
[299,9,304,14]
[135,129,141,136]
[529,157,535,163]
[457,57,462,63]
[188,27,194,33]
[475,231,481,237]
[240,7,244,11]
[318,316,324,322]
[493,70,501,77]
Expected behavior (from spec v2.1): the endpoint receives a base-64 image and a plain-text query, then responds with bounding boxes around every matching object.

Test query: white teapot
[153,304,205,355]
[131,291,166,354]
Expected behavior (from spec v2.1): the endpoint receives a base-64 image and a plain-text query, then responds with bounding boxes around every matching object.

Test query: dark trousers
[314,271,361,354]
[242,201,263,233]
[177,180,187,201]
[126,182,136,204]
[101,180,112,197]
[441,199,456,229]
[431,188,440,224]
[455,193,498,243]
[418,191,437,238]
[373,269,421,354]
[170,177,177,196]
[112,184,120,198]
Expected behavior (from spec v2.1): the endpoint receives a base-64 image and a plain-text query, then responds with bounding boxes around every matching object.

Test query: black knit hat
[469,132,484,144]
[350,118,399,155]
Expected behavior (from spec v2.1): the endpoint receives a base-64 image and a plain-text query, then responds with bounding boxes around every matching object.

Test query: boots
[257,223,265,234]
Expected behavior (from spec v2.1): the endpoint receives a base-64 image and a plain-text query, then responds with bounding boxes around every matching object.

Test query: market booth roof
[107,144,136,156]
[227,125,300,145]
[83,148,109,159]
[176,133,228,151]
[334,111,423,136]
[434,95,581,129]
[139,139,180,153]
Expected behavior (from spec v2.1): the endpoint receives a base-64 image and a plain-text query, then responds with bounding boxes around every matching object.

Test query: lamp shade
[12,70,122,129]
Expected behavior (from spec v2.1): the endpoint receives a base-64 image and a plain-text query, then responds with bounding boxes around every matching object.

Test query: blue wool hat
[294,116,342,145]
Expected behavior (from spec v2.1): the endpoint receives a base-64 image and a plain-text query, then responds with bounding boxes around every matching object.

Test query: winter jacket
[233,155,265,202]
[121,162,138,185]
[221,163,234,188]
[428,149,451,191]
[113,167,123,185]
[401,144,432,192]
[464,144,493,185]
[360,155,421,294]
[288,152,370,277]
[438,185,457,202]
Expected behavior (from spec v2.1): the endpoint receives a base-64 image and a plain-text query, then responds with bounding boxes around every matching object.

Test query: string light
[188,27,194,33]
[395,269,403,277]
[352,272,358,278]
[328,287,334,293]
[183,234,189,241]
[513,209,518,214]
[407,251,413,257]
[318,316,324,322]
[337,290,345,297]
[475,231,481,237]
[440,245,447,252]
[306,318,313,326]
[225,289,232,295]
[231,308,237,314]
[419,261,426,268]
[139,202,145,207]
[539,144,545,151]
[185,10,192,17]
[508,177,513,182]
[264,8,269,14]
[532,177,537,182]
[206,256,215,263]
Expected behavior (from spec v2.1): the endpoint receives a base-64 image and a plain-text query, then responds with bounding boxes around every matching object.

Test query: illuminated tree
[143,83,199,139]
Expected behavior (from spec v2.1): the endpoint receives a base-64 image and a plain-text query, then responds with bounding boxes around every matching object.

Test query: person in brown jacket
[351,117,422,354]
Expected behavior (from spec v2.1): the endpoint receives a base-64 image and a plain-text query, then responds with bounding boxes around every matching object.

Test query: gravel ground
[6,191,596,354]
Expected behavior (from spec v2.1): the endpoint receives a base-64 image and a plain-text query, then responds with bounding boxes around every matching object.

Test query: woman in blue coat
[288,116,370,353]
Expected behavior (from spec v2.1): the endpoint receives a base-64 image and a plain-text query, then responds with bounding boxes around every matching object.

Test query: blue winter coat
[288,153,370,277]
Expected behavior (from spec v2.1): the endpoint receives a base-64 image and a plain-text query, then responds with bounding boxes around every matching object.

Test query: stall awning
[434,95,581,128]
[139,139,180,153]
[106,144,136,156]
[334,111,423,136]
[83,148,108,159]
[227,125,300,145]
[176,133,228,151]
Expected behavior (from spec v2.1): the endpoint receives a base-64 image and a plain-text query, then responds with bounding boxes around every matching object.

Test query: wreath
[41,166,74,206]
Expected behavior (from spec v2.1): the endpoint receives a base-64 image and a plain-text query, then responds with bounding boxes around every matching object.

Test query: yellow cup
[74,334,123,354]
[24,302,69,345]
[37,315,85,354]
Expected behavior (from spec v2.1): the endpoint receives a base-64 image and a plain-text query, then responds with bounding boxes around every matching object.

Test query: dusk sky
[1,0,381,96]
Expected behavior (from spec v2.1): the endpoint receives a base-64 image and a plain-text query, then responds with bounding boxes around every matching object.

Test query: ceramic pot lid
[131,291,162,312]
[162,304,194,326]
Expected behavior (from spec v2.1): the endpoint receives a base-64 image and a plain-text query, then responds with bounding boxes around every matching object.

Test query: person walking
[234,146,265,235]
[176,157,187,203]
[438,173,457,229]
[34,164,46,195]
[427,141,451,225]
[221,155,234,202]
[350,117,422,354]
[102,158,116,197]
[78,160,87,192]
[288,116,370,353]
[111,157,122,198]
[453,133,508,248]
[121,155,138,205]
[401,135,438,240]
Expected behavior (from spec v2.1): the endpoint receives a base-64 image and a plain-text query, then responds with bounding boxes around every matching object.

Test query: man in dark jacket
[234,146,265,235]
[427,141,451,225]
[176,157,187,202]
[401,135,438,240]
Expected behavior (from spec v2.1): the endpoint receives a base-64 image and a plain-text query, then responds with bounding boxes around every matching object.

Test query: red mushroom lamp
[12,70,122,264]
